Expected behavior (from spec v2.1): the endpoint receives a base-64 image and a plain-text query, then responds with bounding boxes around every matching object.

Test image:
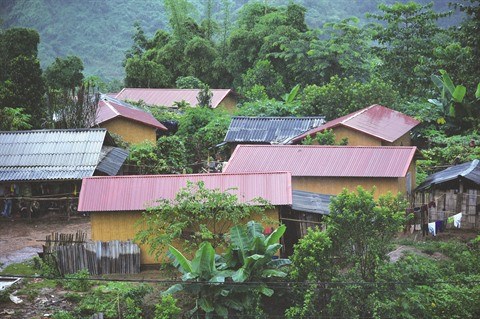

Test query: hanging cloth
[428,222,436,236]
[453,213,462,228]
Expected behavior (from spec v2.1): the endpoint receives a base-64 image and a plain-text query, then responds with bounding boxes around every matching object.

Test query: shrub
[62,269,91,292]
[154,295,182,319]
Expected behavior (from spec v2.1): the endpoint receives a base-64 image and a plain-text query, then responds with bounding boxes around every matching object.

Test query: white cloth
[428,222,436,236]
[453,213,462,228]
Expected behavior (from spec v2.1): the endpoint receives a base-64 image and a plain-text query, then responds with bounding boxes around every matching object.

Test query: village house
[223,116,325,153]
[415,159,480,229]
[78,172,292,264]
[290,104,420,146]
[115,88,238,112]
[223,145,418,198]
[0,128,128,218]
[94,95,168,144]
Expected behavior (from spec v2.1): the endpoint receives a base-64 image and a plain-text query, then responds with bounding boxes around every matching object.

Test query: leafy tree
[136,181,270,259]
[368,2,449,96]
[156,135,190,174]
[301,76,400,119]
[175,75,204,89]
[286,187,407,318]
[301,129,348,146]
[124,55,172,88]
[44,55,84,96]
[0,107,32,130]
[196,83,213,108]
[126,141,161,175]
[240,60,285,99]
[164,221,289,318]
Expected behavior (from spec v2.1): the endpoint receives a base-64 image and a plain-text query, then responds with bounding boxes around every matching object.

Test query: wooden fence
[43,232,140,275]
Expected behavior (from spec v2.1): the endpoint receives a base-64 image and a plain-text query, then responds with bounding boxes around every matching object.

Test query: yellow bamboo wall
[216,95,238,113]
[292,161,416,198]
[331,126,381,146]
[90,208,279,265]
[100,117,157,144]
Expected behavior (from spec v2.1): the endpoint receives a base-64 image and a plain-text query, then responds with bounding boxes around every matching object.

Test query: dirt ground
[0,214,91,270]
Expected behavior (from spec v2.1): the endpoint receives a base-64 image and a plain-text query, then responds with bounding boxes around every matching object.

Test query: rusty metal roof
[0,129,113,181]
[78,171,292,212]
[223,145,417,177]
[291,105,420,143]
[95,95,167,130]
[224,116,325,144]
[115,88,234,109]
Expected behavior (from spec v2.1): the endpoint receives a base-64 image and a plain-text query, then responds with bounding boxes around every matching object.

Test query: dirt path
[0,215,90,270]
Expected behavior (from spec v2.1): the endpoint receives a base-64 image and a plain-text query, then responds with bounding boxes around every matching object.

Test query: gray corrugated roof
[292,190,333,215]
[416,159,480,191]
[96,146,129,176]
[0,128,109,181]
[224,117,325,144]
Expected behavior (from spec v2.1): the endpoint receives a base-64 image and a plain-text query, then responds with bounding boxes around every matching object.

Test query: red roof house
[78,172,292,264]
[291,104,420,146]
[95,95,167,144]
[223,145,418,198]
[115,88,238,111]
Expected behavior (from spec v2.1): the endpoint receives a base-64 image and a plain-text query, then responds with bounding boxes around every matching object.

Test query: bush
[154,295,182,319]
[52,311,76,319]
[62,269,91,292]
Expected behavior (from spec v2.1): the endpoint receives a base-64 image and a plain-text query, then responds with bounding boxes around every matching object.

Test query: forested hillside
[0,0,459,80]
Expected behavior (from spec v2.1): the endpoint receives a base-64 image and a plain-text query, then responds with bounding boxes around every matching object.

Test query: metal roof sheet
[96,147,129,176]
[78,171,292,212]
[292,105,420,143]
[0,129,113,181]
[292,190,333,215]
[416,159,480,191]
[95,95,167,130]
[224,116,325,144]
[115,88,234,109]
[223,145,417,177]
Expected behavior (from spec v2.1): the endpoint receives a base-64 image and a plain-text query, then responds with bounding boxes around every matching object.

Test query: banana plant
[164,242,234,318]
[429,69,468,120]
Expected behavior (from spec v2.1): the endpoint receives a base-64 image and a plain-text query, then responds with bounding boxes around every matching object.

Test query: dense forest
[0,0,460,80]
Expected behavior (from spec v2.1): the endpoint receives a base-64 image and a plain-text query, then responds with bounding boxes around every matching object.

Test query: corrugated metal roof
[224,116,325,144]
[78,171,292,212]
[292,190,333,215]
[292,105,420,143]
[223,145,417,177]
[416,160,480,191]
[0,128,112,181]
[96,146,129,176]
[115,88,234,109]
[95,95,167,130]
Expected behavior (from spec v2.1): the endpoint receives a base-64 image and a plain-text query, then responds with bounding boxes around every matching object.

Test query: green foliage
[301,76,400,119]
[127,141,160,174]
[196,83,213,108]
[175,75,204,89]
[165,221,289,318]
[136,181,270,259]
[44,55,84,93]
[0,107,32,130]
[240,60,285,99]
[154,295,182,319]
[62,268,91,292]
[301,129,348,146]
[51,310,75,319]
[369,2,449,96]
[77,282,152,319]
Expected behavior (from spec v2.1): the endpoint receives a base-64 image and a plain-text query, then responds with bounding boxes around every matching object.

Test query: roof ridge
[341,104,375,124]
[83,171,292,180]
[461,159,480,177]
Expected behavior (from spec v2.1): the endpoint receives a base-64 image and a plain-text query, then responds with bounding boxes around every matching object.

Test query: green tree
[301,76,400,119]
[175,75,204,89]
[368,2,448,96]
[136,181,270,259]
[0,107,32,130]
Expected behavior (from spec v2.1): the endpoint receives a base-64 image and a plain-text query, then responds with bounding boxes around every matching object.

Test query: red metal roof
[95,96,167,130]
[223,145,417,178]
[292,105,420,143]
[78,171,292,212]
[115,88,234,108]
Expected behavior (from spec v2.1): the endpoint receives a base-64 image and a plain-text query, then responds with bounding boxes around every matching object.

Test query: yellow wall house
[78,172,292,265]
[290,104,420,146]
[115,88,239,113]
[94,95,168,144]
[223,145,418,199]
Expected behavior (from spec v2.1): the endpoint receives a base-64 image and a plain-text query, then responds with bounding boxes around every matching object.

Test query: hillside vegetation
[0,0,458,81]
